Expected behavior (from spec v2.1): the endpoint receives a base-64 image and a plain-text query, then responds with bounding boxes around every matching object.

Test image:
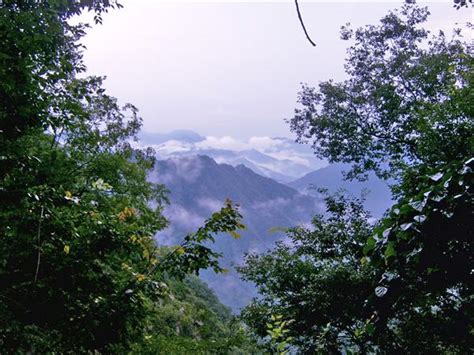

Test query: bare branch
[34,206,44,283]
[294,0,316,47]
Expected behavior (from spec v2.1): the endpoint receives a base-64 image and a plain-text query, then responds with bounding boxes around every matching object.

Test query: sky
[78,0,472,139]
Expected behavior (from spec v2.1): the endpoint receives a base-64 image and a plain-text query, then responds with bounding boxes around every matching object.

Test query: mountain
[138,130,325,183]
[288,163,393,218]
[177,148,310,183]
[130,275,260,353]
[148,155,320,310]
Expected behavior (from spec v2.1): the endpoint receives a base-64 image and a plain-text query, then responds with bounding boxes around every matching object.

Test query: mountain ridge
[148,154,320,310]
[288,163,393,218]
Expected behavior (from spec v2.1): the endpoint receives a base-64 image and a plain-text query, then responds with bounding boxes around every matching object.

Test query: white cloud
[164,204,205,232]
[155,139,192,155]
[251,197,292,210]
[169,156,203,182]
[137,132,326,180]
[194,135,291,153]
[265,151,314,167]
[248,136,282,151]
[195,135,247,151]
[197,197,225,212]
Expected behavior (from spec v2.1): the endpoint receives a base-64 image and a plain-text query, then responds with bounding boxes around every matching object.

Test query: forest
[0,0,472,353]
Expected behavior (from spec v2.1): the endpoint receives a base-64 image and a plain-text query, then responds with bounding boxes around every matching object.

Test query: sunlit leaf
[375,286,388,298]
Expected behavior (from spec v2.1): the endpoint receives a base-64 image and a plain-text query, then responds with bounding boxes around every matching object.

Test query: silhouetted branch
[294,0,316,47]
[34,206,44,283]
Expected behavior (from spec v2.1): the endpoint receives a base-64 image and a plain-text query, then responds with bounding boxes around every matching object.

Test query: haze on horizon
[79,0,471,139]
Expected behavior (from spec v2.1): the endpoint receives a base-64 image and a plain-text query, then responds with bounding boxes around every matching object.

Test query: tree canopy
[0,1,246,352]
[290,5,472,181]
[242,4,473,353]
[239,193,376,353]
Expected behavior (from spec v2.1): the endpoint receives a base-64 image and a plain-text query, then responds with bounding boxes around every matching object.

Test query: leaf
[382,227,392,239]
[384,242,396,259]
[355,328,364,338]
[413,215,427,223]
[409,199,426,212]
[400,222,413,231]
[229,230,241,239]
[363,235,376,255]
[365,322,375,335]
[464,157,474,166]
[431,194,444,202]
[175,246,186,255]
[429,172,443,181]
[63,245,70,254]
[375,286,388,298]
[442,210,454,218]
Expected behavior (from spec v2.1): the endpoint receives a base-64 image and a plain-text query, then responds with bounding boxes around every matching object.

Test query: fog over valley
[144,130,393,309]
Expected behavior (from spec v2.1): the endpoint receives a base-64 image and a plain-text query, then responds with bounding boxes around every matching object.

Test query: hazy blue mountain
[148,155,320,310]
[156,147,312,183]
[288,163,393,218]
[139,130,325,183]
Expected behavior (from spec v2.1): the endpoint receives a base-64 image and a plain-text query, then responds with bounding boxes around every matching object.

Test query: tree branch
[34,206,44,283]
[294,0,316,47]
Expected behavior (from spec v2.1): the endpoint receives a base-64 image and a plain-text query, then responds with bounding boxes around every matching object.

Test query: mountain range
[139,130,325,182]
[142,131,393,310]
[148,155,320,310]
[289,163,393,218]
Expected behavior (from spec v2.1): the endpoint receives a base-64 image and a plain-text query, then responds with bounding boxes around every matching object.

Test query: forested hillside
[129,275,261,353]
[0,0,471,354]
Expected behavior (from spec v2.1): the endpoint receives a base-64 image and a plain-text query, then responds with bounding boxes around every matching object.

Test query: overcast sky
[79,0,471,139]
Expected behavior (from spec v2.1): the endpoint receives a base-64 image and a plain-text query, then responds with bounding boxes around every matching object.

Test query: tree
[130,275,262,354]
[290,5,472,181]
[363,157,473,353]
[290,4,473,352]
[406,0,473,9]
[239,193,376,353]
[242,4,472,353]
[0,1,244,352]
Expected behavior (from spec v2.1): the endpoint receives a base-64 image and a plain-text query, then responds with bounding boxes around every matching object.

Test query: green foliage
[159,199,246,279]
[363,157,473,352]
[239,193,376,353]
[0,1,249,352]
[130,275,262,354]
[244,4,473,353]
[290,5,473,181]
[265,314,294,354]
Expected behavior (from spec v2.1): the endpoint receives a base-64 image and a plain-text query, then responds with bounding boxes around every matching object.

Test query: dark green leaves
[290,5,473,181]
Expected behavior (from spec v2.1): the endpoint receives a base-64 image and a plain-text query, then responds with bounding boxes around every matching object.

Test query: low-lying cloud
[138,134,326,179]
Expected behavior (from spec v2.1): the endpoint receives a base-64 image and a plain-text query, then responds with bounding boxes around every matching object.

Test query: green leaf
[365,322,375,335]
[384,242,396,259]
[363,235,376,255]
